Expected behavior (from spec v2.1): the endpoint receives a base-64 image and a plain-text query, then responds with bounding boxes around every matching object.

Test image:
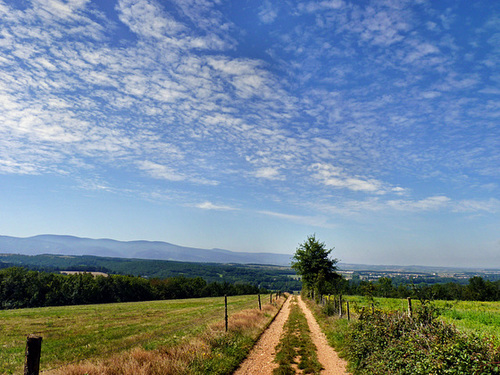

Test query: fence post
[24,335,42,375]
[347,301,350,321]
[407,297,412,318]
[270,293,272,303]
[225,295,228,332]
[339,295,343,318]
[258,294,261,310]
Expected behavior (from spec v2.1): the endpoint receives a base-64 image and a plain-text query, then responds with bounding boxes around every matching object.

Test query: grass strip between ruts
[273,296,323,375]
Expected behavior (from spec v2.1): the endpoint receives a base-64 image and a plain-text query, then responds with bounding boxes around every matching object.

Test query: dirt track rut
[233,296,292,374]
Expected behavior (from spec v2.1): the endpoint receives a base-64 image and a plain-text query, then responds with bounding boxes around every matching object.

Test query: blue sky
[0,0,499,267]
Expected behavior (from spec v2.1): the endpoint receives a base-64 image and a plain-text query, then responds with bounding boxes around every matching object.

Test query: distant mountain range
[0,235,293,266]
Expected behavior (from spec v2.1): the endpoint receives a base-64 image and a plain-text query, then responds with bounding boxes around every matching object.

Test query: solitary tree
[291,235,340,297]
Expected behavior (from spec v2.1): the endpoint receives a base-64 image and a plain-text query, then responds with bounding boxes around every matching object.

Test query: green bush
[322,300,337,316]
[343,306,500,374]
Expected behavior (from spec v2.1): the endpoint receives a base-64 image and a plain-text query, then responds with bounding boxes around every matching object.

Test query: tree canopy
[291,235,340,296]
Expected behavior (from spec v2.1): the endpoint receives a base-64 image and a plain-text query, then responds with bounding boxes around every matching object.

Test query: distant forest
[0,267,267,309]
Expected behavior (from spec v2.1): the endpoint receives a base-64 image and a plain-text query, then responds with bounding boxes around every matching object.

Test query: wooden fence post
[258,294,261,310]
[225,295,228,332]
[270,293,272,303]
[407,297,412,318]
[347,301,350,321]
[339,295,343,318]
[24,335,42,375]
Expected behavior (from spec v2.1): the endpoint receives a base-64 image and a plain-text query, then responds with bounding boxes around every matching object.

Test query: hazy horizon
[0,0,498,269]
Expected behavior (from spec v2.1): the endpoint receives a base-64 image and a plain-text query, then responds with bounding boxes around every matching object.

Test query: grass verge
[273,296,322,375]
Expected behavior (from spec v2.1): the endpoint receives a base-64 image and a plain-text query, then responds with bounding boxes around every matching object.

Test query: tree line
[0,267,267,309]
[342,275,500,301]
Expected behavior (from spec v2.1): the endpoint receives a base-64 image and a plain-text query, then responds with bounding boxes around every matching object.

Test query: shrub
[343,305,500,374]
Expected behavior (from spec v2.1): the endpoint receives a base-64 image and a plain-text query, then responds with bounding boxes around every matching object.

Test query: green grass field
[0,294,265,374]
[344,295,500,344]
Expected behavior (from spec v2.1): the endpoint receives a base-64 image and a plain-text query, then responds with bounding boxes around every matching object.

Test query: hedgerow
[342,304,500,374]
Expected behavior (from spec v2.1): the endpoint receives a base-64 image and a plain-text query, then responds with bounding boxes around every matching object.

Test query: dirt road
[233,295,349,374]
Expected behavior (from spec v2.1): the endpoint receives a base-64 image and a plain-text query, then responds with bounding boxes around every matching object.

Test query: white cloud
[258,210,331,228]
[403,41,439,64]
[311,195,500,217]
[117,0,186,40]
[309,163,385,193]
[453,198,500,213]
[116,0,231,50]
[391,187,407,195]
[137,160,185,181]
[254,167,284,180]
[299,0,344,13]
[0,159,39,174]
[195,201,236,211]
[387,196,451,211]
[421,91,441,99]
[258,1,278,24]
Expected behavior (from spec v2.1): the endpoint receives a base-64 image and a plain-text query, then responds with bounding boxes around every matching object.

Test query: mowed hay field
[345,296,500,344]
[0,294,267,374]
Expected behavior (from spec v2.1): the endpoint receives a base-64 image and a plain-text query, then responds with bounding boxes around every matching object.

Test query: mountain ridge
[0,234,293,266]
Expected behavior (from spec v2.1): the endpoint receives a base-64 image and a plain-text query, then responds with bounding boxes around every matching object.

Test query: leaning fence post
[258,293,261,310]
[224,295,228,332]
[24,335,42,375]
[407,297,412,318]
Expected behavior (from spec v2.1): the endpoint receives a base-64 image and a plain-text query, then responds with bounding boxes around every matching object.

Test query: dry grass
[53,299,285,375]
